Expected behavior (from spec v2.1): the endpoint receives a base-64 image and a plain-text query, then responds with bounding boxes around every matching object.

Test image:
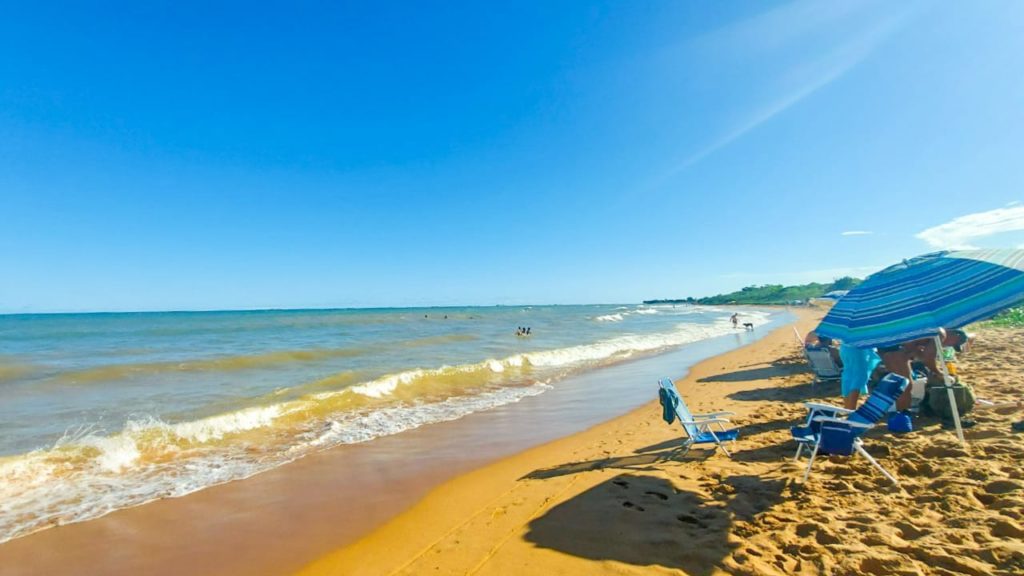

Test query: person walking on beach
[730,313,739,329]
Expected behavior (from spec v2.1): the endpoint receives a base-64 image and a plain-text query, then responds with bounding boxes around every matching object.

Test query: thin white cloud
[668,1,911,173]
[673,61,849,170]
[1007,201,1021,207]
[916,206,1024,249]
[841,230,873,236]
[694,0,869,56]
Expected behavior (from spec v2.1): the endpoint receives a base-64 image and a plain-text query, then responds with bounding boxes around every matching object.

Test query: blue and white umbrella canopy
[816,249,1024,349]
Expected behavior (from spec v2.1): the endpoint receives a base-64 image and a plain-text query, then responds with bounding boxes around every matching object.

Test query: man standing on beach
[730,313,739,329]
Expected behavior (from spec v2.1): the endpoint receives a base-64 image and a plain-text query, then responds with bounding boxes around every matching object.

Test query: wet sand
[297,312,1024,576]
[0,310,790,576]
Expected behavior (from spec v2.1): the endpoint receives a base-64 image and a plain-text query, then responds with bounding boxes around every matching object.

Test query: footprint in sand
[676,513,705,527]
[965,467,990,481]
[893,521,929,540]
[989,518,1024,538]
[621,501,645,512]
[644,490,669,501]
[983,442,1021,456]
[1001,466,1024,480]
[985,479,1023,494]
[898,461,921,476]
[612,479,629,489]
[973,490,1000,507]
[859,556,911,576]
[921,445,970,458]
[794,523,816,538]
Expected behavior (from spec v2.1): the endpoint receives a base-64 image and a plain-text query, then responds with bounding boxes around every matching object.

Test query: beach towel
[659,385,680,425]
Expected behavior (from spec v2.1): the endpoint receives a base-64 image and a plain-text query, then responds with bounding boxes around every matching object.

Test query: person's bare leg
[893,362,914,411]
[895,387,912,411]
[844,390,860,410]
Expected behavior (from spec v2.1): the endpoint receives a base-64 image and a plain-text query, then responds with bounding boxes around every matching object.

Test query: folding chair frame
[801,416,899,486]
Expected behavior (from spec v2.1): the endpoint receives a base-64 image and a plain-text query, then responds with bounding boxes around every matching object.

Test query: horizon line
[0,302,647,317]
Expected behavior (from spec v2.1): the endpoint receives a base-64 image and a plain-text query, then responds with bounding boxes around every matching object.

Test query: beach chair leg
[679,440,694,459]
[855,444,899,486]
[716,439,731,457]
[663,442,685,461]
[707,429,731,457]
[664,438,694,461]
[794,443,804,461]
[802,440,821,483]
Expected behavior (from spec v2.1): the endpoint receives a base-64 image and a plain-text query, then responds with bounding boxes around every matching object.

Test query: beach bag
[925,378,976,419]
[887,411,913,433]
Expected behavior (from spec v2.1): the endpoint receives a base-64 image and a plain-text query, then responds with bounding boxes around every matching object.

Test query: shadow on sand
[523,473,787,575]
[697,350,810,384]
[696,365,794,383]
[521,443,726,480]
[727,379,839,403]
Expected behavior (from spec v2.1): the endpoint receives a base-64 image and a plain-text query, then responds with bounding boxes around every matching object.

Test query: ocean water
[0,304,775,543]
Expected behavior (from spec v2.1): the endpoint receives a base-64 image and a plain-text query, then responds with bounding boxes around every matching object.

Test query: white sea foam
[0,382,553,544]
[80,435,141,472]
[303,383,551,448]
[328,322,740,402]
[595,313,625,322]
[347,372,411,398]
[169,404,292,443]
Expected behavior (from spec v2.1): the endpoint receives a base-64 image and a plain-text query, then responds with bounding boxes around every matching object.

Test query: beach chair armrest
[679,418,730,426]
[803,402,853,414]
[811,416,872,429]
[692,411,735,418]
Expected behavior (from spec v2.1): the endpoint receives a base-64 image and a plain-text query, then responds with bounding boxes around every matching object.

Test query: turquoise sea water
[0,304,775,543]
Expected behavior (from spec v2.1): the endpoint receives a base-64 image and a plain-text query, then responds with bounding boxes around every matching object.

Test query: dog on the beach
[743,322,754,331]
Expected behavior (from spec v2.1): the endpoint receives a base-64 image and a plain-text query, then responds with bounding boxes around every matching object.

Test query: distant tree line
[644,276,862,306]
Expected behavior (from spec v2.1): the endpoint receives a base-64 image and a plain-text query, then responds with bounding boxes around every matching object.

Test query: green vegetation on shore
[982,306,1024,328]
[645,277,862,306]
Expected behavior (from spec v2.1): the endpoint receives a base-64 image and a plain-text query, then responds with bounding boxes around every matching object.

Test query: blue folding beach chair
[658,378,739,457]
[791,402,852,461]
[796,373,909,486]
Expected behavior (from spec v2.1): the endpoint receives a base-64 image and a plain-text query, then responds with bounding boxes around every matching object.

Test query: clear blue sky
[3,1,1024,312]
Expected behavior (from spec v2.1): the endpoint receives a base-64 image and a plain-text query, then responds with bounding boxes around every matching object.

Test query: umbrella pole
[934,335,965,444]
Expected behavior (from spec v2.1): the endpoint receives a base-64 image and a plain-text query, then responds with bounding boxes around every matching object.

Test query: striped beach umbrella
[816,249,1024,349]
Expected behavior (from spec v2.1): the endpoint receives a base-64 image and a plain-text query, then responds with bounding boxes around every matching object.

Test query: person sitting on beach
[943,328,972,363]
[913,327,965,375]
[911,328,978,428]
[806,331,843,368]
[873,336,956,413]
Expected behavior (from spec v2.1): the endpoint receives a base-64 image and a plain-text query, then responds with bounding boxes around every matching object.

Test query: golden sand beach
[297,311,1024,576]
